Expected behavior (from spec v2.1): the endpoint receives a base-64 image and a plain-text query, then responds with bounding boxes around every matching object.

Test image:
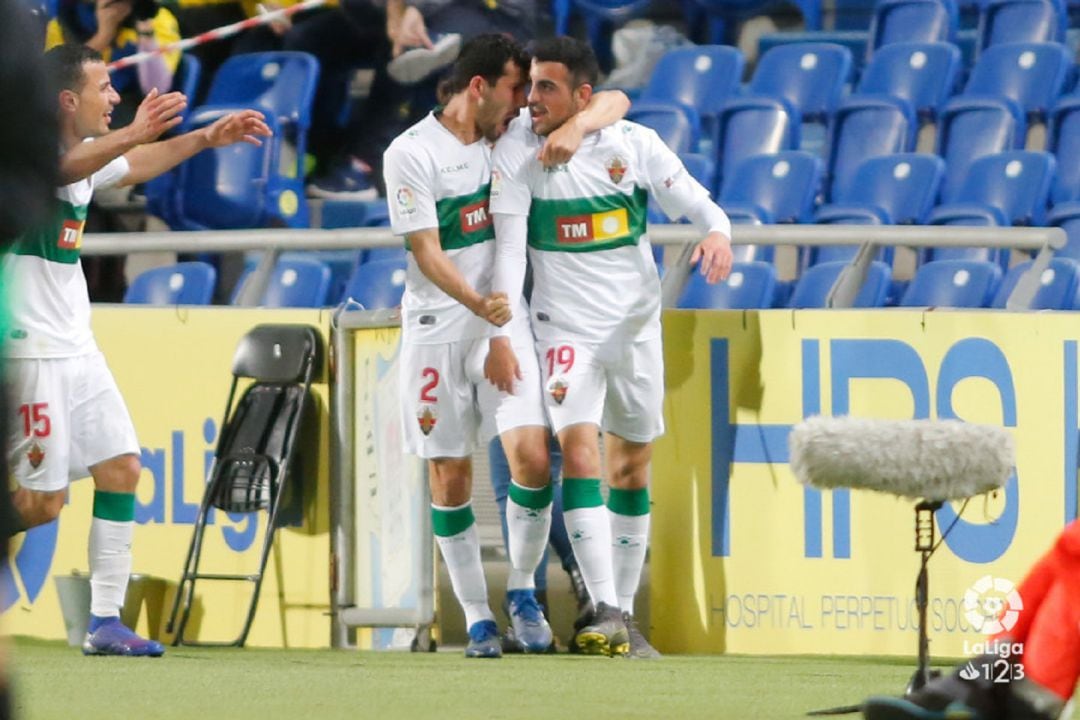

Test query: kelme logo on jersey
[556,208,630,245]
[606,155,627,184]
[459,200,491,234]
[57,219,83,250]
[417,405,438,436]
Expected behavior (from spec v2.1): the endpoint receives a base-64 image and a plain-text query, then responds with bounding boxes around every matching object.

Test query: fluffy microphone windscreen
[788,416,1014,502]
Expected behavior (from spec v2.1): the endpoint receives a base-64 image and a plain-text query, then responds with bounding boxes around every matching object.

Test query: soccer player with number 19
[488,36,733,658]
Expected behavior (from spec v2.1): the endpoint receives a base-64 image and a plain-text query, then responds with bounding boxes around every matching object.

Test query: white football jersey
[3,153,128,358]
[491,119,711,344]
[384,112,498,345]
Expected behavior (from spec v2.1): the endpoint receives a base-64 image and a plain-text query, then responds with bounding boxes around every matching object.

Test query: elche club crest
[606,155,627,184]
[417,405,438,436]
[963,575,1023,635]
[547,376,568,405]
[27,442,45,469]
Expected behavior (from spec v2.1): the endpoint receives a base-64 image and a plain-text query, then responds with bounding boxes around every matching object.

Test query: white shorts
[400,322,547,459]
[537,336,665,443]
[6,352,140,492]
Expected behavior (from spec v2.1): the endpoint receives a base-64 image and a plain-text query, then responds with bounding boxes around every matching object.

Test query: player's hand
[202,109,273,148]
[537,116,584,169]
[390,6,432,57]
[691,231,734,284]
[485,336,522,394]
[128,88,187,144]
[476,291,512,326]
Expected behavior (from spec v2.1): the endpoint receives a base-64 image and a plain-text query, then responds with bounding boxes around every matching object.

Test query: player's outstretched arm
[409,228,511,326]
[58,88,187,184]
[538,89,630,168]
[118,109,271,186]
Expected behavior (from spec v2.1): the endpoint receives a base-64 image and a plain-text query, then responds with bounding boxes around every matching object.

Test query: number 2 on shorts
[419,367,440,402]
[545,345,575,378]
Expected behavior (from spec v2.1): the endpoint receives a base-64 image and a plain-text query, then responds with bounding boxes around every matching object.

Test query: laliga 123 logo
[0,521,59,612]
[964,575,1023,635]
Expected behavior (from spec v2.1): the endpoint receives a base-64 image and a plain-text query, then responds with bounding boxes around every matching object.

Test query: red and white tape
[107,0,327,71]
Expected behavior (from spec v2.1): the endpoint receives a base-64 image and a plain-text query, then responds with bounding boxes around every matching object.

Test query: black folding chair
[166,324,322,647]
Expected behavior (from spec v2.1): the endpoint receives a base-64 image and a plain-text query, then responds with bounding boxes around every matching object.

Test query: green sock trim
[92,491,135,522]
[607,487,650,516]
[562,478,603,510]
[508,481,553,510]
[431,504,475,537]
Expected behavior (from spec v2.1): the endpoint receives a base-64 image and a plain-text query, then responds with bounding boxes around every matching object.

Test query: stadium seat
[123,262,217,305]
[748,43,853,124]
[231,257,332,307]
[677,261,778,309]
[977,0,1066,54]
[962,41,1071,122]
[991,257,1080,308]
[172,52,320,230]
[930,150,1055,226]
[321,199,391,229]
[811,153,944,265]
[867,0,958,56]
[856,42,961,122]
[899,259,1003,306]
[789,260,893,307]
[824,96,916,202]
[1047,97,1080,204]
[638,45,744,140]
[627,100,701,154]
[936,96,1026,201]
[720,151,822,229]
[363,246,408,264]
[341,258,408,308]
[715,97,800,192]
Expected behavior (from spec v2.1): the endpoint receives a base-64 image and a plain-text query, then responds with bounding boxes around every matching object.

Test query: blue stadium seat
[936,96,1026,201]
[1047,97,1080,204]
[124,262,217,305]
[638,46,744,140]
[720,151,822,225]
[363,247,408,264]
[856,42,960,122]
[173,52,320,230]
[677,261,778,308]
[930,150,1055,226]
[868,0,959,55]
[748,43,853,124]
[811,153,944,265]
[231,257,332,307]
[627,100,701,154]
[279,250,361,304]
[927,151,1054,265]
[322,199,391,229]
[341,258,408,309]
[977,0,1066,53]
[991,257,1080,308]
[825,96,916,201]
[963,41,1071,122]
[789,260,893,307]
[899,259,1002,306]
[715,97,800,192]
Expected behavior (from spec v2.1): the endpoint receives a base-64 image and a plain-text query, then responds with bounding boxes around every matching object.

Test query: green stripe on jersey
[10,199,86,265]
[528,187,648,253]
[405,183,494,252]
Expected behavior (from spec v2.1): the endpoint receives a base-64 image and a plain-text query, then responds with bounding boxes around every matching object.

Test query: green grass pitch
[11,637,936,720]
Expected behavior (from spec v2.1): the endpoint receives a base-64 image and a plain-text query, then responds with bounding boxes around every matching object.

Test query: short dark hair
[530,36,599,88]
[43,43,103,95]
[441,33,528,97]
